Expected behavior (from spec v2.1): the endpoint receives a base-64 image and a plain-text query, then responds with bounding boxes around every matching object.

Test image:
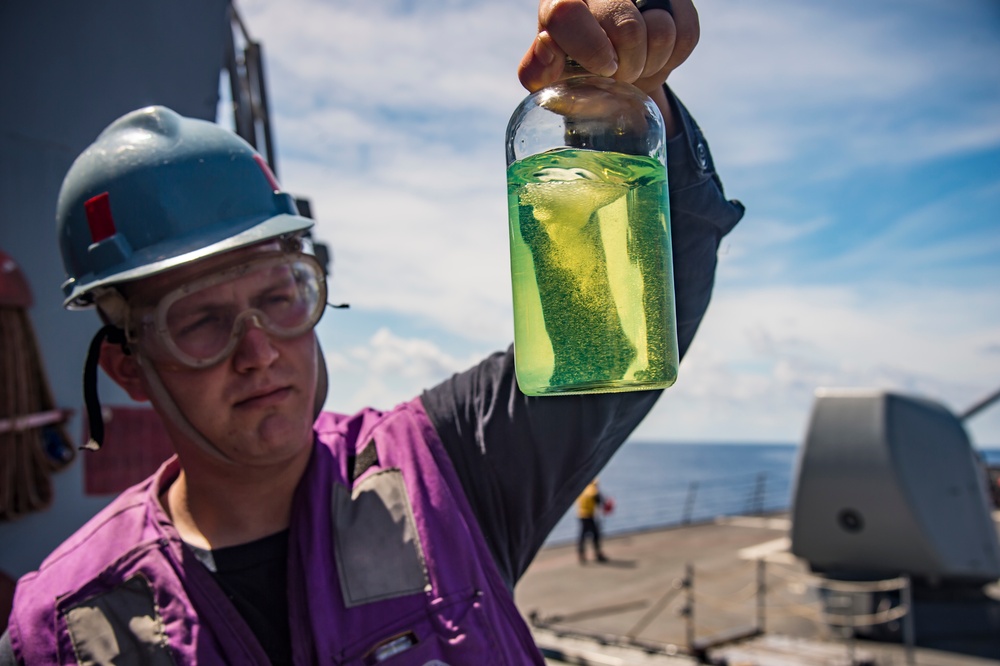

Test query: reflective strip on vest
[63,575,175,665]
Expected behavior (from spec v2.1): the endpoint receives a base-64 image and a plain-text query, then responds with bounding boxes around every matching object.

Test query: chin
[251,413,314,458]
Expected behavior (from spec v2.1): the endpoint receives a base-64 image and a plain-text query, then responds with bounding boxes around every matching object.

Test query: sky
[233,0,1000,447]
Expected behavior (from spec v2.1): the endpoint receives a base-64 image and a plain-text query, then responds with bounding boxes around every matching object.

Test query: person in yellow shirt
[577,479,608,563]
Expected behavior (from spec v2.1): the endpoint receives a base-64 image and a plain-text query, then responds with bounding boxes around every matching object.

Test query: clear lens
[132,254,326,367]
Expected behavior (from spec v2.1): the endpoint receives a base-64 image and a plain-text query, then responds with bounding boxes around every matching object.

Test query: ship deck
[515,514,1000,665]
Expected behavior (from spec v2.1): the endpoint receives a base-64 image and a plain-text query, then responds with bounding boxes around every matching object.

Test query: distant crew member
[578,479,610,563]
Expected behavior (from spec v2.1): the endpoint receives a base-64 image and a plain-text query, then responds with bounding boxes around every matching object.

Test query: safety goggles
[127,252,327,368]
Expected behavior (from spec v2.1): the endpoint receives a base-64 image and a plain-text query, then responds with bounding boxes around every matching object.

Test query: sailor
[577,479,610,563]
[2,0,743,662]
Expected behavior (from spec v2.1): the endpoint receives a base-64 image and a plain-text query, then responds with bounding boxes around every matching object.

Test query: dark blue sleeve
[421,87,744,588]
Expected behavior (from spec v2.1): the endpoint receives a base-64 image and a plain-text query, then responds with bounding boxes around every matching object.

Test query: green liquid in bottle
[507,148,678,396]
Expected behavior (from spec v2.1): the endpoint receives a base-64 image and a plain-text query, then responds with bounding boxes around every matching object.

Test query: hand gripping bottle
[505,62,678,396]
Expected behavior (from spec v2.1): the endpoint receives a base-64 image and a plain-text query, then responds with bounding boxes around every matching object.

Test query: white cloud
[324,327,487,412]
[721,177,1000,291]
[237,0,533,122]
[677,1,1000,176]
[635,281,1000,444]
[281,154,514,344]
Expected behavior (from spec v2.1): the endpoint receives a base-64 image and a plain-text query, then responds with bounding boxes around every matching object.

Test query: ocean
[544,441,1000,546]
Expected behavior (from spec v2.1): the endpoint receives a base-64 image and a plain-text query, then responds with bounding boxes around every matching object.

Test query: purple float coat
[9,398,543,664]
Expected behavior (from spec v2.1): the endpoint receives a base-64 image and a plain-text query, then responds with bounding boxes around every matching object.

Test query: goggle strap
[82,325,127,451]
[138,356,238,466]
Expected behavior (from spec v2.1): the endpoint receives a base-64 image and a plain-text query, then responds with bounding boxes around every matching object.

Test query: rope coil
[1,307,75,521]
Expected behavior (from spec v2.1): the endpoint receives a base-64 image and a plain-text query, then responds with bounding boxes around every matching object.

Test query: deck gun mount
[790,388,1000,657]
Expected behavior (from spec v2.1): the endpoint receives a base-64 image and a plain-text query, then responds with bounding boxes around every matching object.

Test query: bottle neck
[561,58,596,81]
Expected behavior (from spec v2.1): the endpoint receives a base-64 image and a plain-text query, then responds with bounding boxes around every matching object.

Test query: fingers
[520,0,699,95]
[539,0,649,81]
[547,0,621,77]
[637,8,675,79]
[609,0,698,93]
[663,0,699,74]
[518,31,566,92]
[519,0,619,91]
[585,0,647,82]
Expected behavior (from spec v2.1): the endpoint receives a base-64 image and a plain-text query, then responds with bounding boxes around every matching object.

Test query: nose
[232,316,279,372]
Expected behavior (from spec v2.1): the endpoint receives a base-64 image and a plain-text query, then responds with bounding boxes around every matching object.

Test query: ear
[98,340,150,402]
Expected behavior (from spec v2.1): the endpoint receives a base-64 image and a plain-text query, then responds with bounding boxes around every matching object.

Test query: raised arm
[422,0,744,588]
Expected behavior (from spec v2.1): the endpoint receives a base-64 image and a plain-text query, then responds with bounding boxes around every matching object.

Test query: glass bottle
[505,62,678,396]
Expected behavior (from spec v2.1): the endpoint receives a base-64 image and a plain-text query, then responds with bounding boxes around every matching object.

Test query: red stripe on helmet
[253,154,281,192]
[84,192,116,243]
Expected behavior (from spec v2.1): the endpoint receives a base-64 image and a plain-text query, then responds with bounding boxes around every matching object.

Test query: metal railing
[548,470,792,545]
[610,471,790,532]
[532,559,917,665]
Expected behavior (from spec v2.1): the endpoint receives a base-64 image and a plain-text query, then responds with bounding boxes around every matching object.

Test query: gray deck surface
[516,515,1000,665]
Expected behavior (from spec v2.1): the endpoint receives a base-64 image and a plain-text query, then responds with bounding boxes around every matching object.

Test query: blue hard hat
[57,105,313,308]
